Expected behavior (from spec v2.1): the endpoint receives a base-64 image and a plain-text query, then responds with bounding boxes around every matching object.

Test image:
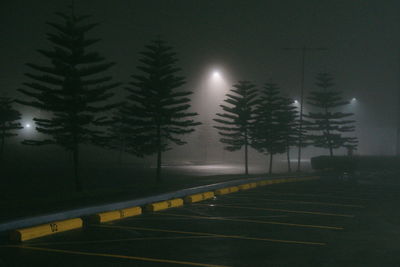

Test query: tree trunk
[269,153,273,175]
[156,124,162,182]
[156,147,162,182]
[0,125,5,163]
[244,143,248,175]
[286,143,291,173]
[73,145,82,192]
[244,130,248,175]
[324,105,333,157]
[0,135,4,163]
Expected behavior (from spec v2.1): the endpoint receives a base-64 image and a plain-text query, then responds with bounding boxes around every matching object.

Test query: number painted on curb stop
[119,210,125,218]
[49,223,58,232]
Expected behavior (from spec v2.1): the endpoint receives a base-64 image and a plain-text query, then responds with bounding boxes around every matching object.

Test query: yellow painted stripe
[146,198,184,212]
[257,180,274,186]
[238,184,251,190]
[215,186,239,196]
[184,192,215,204]
[6,245,230,267]
[160,213,343,230]
[95,224,326,246]
[10,218,83,242]
[215,187,230,195]
[194,203,354,218]
[228,186,239,193]
[90,206,142,223]
[249,182,257,188]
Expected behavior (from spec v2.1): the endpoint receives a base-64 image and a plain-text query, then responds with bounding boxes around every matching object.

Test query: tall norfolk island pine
[18,9,120,191]
[0,97,22,162]
[123,39,200,181]
[213,81,258,175]
[304,73,357,156]
[252,83,286,174]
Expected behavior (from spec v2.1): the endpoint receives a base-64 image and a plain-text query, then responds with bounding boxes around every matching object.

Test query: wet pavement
[1,179,399,266]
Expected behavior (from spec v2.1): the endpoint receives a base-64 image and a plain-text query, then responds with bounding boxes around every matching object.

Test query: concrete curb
[0,175,313,233]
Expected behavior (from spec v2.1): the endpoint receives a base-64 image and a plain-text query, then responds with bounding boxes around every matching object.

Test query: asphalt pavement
[1,178,399,266]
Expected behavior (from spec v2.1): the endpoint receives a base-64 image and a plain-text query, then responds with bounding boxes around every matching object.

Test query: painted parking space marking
[92,224,326,246]
[3,245,231,267]
[158,213,343,230]
[126,214,291,221]
[224,196,365,208]
[193,203,355,218]
[27,235,215,246]
[252,191,370,201]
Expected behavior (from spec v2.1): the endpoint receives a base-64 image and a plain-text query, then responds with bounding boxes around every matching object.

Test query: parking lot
[1,178,400,266]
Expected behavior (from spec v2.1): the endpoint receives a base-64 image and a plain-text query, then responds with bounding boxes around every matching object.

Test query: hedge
[311,156,400,172]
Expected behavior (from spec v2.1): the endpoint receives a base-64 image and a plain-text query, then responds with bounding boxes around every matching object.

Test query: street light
[283,46,327,172]
[212,70,221,78]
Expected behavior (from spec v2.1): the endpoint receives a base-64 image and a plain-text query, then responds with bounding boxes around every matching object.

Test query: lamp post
[283,46,327,172]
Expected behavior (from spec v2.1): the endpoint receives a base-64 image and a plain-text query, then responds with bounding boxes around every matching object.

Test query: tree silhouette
[104,103,132,164]
[304,72,357,156]
[123,39,200,181]
[252,82,286,174]
[17,7,120,191]
[0,97,22,162]
[213,81,258,175]
[277,97,299,172]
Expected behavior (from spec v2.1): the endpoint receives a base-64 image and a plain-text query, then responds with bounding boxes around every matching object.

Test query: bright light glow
[212,70,221,78]
[351,97,357,102]
[294,100,299,104]
[25,123,31,128]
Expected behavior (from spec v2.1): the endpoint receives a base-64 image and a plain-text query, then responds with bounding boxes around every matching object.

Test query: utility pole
[283,46,327,172]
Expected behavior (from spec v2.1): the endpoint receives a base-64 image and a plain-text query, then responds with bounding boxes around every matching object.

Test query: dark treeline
[1,6,357,192]
[214,76,358,175]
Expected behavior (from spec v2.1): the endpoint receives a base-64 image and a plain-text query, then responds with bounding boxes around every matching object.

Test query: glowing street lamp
[212,70,221,79]
[25,123,31,129]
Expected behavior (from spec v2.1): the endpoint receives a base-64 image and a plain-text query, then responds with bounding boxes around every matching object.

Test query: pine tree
[277,97,299,172]
[0,97,22,162]
[123,39,200,181]
[104,103,132,164]
[17,7,120,191]
[213,81,258,175]
[304,72,357,156]
[252,82,286,174]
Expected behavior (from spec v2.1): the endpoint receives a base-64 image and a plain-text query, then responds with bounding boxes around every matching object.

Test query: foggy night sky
[1,0,400,157]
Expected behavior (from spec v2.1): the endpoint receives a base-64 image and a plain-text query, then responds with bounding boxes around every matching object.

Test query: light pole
[283,46,327,172]
[205,68,229,162]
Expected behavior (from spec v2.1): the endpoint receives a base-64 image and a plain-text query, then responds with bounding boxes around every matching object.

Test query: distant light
[25,123,31,128]
[351,98,357,102]
[294,100,299,104]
